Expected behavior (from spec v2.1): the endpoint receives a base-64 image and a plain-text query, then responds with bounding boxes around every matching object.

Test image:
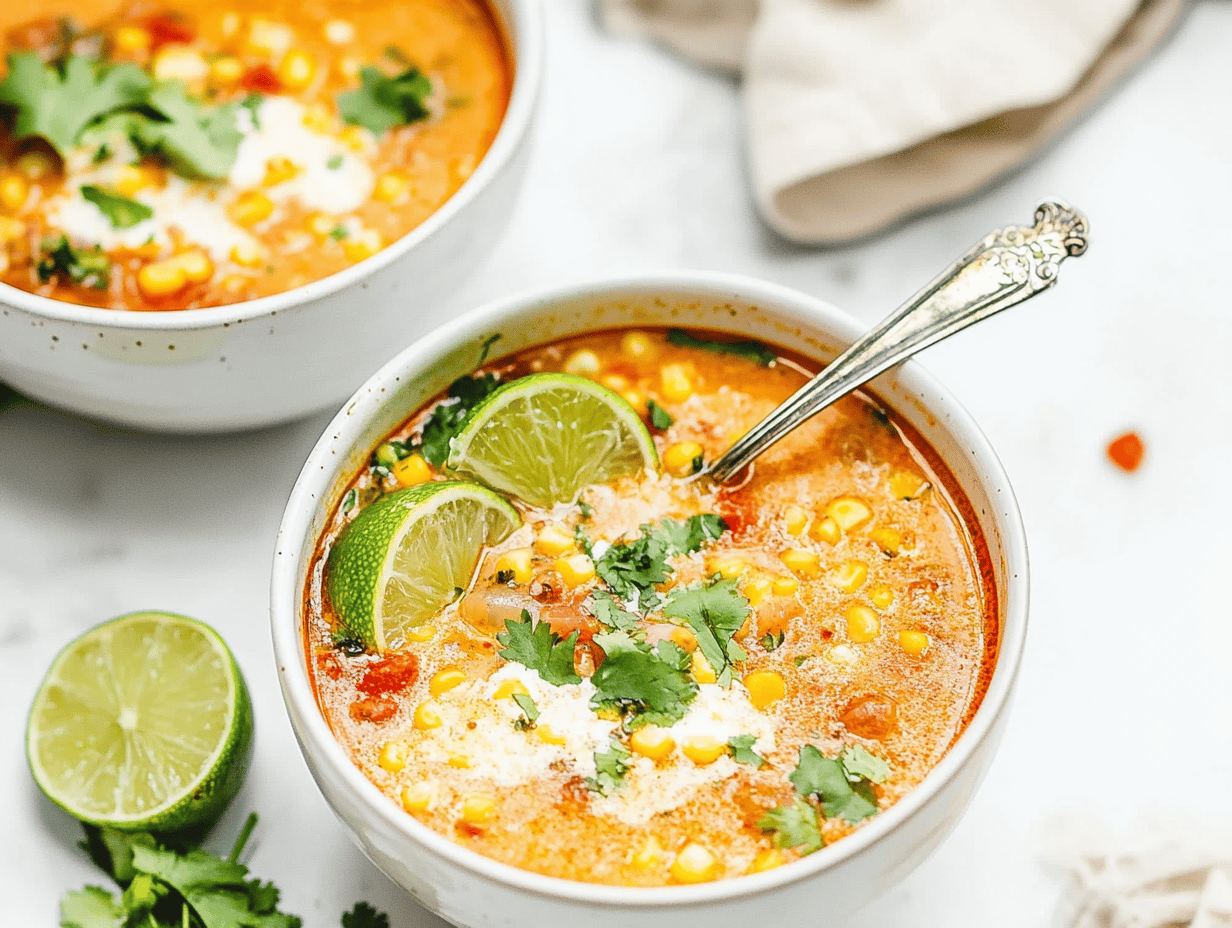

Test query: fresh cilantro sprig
[666,328,777,366]
[662,577,750,686]
[338,66,432,135]
[589,630,697,728]
[756,798,823,855]
[496,610,581,686]
[131,82,244,180]
[38,236,109,289]
[81,185,153,229]
[511,692,539,730]
[341,903,389,928]
[416,371,501,467]
[727,734,766,767]
[589,590,640,634]
[646,399,674,430]
[595,514,728,608]
[586,736,632,796]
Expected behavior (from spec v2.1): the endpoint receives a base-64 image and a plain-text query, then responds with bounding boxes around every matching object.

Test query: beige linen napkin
[602,0,1189,244]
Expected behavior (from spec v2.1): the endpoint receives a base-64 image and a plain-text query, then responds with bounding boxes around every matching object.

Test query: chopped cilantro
[132,82,243,180]
[92,142,112,163]
[789,744,883,824]
[666,328,777,366]
[590,630,697,728]
[727,734,766,767]
[662,578,749,686]
[511,692,539,729]
[760,630,784,651]
[327,154,344,170]
[573,523,594,557]
[416,371,500,467]
[338,65,432,136]
[757,798,824,854]
[586,736,632,796]
[81,185,152,229]
[646,398,674,430]
[342,903,389,928]
[578,500,593,520]
[239,93,263,130]
[589,590,639,634]
[37,236,109,289]
[595,514,728,608]
[794,655,810,667]
[840,744,891,784]
[328,224,349,241]
[382,44,410,66]
[496,610,581,686]
[657,513,727,553]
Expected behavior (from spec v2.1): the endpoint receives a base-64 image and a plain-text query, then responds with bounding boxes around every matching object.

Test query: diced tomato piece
[144,14,196,50]
[349,696,398,723]
[357,651,419,697]
[241,63,282,93]
[541,602,599,643]
[1107,431,1145,472]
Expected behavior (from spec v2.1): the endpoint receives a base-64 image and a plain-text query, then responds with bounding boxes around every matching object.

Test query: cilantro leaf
[342,902,390,928]
[662,578,749,686]
[589,590,640,633]
[757,798,823,854]
[60,885,125,928]
[646,398,674,430]
[585,736,631,796]
[81,185,153,229]
[840,744,890,784]
[338,66,432,135]
[595,515,727,608]
[656,513,727,554]
[417,371,500,467]
[590,630,697,727]
[727,734,766,767]
[133,82,243,180]
[131,846,249,893]
[666,328,777,366]
[511,692,539,728]
[789,745,879,824]
[0,52,150,155]
[496,610,581,686]
[38,236,110,289]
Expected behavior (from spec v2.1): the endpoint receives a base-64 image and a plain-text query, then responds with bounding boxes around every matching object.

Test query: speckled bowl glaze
[270,272,1029,928]
[0,0,542,433]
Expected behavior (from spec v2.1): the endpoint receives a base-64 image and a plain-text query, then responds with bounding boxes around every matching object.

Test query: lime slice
[446,372,659,508]
[26,611,253,833]
[326,481,521,651]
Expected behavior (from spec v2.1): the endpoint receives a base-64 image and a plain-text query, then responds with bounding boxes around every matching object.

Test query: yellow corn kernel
[15,151,55,181]
[783,504,809,536]
[324,18,356,44]
[393,454,432,487]
[113,164,155,196]
[301,102,333,133]
[707,554,747,580]
[305,212,337,240]
[536,725,566,745]
[827,560,869,593]
[209,56,243,86]
[277,49,317,90]
[780,548,820,578]
[663,441,703,477]
[493,679,529,699]
[671,842,720,883]
[669,626,697,652]
[152,45,208,82]
[827,644,858,666]
[620,389,646,410]
[554,553,595,587]
[112,25,151,53]
[229,239,265,268]
[220,12,242,39]
[136,258,188,297]
[343,228,382,262]
[845,605,881,644]
[771,575,799,597]
[219,274,247,293]
[339,125,370,152]
[428,667,466,697]
[563,349,601,375]
[659,363,693,403]
[869,526,904,556]
[460,794,496,824]
[889,469,929,500]
[690,651,717,685]
[0,217,26,243]
[752,848,789,873]
[869,583,895,610]
[809,515,841,545]
[899,629,931,656]
[744,670,785,709]
[629,724,676,761]
[682,735,725,766]
[535,523,575,557]
[171,250,211,284]
[377,740,408,772]
[413,700,443,730]
[826,497,872,532]
[632,837,665,870]
[0,175,29,212]
[446,753,471,769]
[228,191,274,227]
[741,575,772,608]
[246,19,294,58]
[373,171,409,203]
[405,625,435,643]
[621,330,656,360]
[401,782,435,813]
[600,373,629,392]
[262,156,300,186]
[493,548,533,585]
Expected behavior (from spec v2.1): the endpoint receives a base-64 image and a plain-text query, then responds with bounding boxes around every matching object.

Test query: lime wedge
[446,372,659,508]
[326,481,521,651]
[26,611,253,833]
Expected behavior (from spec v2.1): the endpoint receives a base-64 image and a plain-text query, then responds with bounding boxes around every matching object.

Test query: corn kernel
[219,274,246,293]
[809,515,841,545]
[845,605,880,644]
[339,125,370,152]
[660,363,693,402]
[228,191,274,227]
[536,725,566,745]
[405,625,435,643]
[378,741,408,772]
[113,164,157,197]
[744,670,785,709]
[752,848,789,873]
[262,156,300,186]
[869,526,904,556]
[671,843,720,883]
[393,454,432,487]
[0,217,26,243]
[304,213,336,240]
[277,49,317,90]
[229,239,265,268]
[827,560,869,593]
[663,441,703,477]
[15,151,55,181]
[869,583,895,609]
[706,554,747,580]
[460,794,495,824]
[0,175,29,212]
[301,102,333,133]
[246,19,294,58]
[493,679,529,699]
[899,629,930,656]
[669,627,697,652]
[632,837,665,870]
[209,56,243,85]
[780,548,820,578]
[343,228,382,262]
[827,497,872,532]
[563,349,601,375]
[741,575,772,607]
[533,523,574,557]
[324,18,356,44]
[493,548,533,585]
[690,651,717,685]
[429,667,466,697]
[629,725,676,761]
[112,25,151,53]
[220,12,242,39]
[783,504,809,535]
[413,700,443,730]
[173,249,212,284]
[401,782,435,813]
[136,258,188,297]
[620,389,646,410]
[446,753,471,769]
[889,469,929,500]
[682,735,725,766]
[621,330,656,360]
[600,373,629,392]
[373,171,409,203]
[554,553,595,587]
[771,575,799,597]
[827,644,858,666]
[153,45,208,82]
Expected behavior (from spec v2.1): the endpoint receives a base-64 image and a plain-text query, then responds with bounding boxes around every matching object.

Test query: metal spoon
[706,200,1090,483]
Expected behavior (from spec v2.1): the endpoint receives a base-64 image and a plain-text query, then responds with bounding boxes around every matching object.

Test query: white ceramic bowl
[0,0,542,433]
[270,272,1029,928]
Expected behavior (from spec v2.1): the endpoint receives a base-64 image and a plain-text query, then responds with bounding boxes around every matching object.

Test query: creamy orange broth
[304,328,997,886]
[0,0,509,309]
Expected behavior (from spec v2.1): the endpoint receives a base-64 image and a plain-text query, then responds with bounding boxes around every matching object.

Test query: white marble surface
[4,2,1232,925]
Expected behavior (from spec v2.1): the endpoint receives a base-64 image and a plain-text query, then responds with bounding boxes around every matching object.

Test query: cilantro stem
[228,812,259,862]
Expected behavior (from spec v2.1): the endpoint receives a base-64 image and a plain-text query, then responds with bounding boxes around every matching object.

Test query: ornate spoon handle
[707,200,1090,483]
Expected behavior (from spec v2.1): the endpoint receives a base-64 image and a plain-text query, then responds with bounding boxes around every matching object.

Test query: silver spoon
[706,200,1090,483]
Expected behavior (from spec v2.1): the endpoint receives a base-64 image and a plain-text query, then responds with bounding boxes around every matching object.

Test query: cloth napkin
[601,0,1189,244]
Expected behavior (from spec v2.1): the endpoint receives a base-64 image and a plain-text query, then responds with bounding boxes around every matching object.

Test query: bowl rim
[0,0,544,332]
[270,270,1029,906]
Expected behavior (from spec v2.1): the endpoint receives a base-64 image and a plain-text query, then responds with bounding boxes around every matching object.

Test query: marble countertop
[4,3,1232,925]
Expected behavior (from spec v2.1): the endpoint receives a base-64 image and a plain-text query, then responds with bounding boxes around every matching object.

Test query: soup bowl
[270,271,1028,927]
[0,0,542,433]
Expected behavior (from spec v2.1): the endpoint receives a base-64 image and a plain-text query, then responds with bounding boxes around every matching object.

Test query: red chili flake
[1107,431,1145,472]
[349,696,398,723]
[357,651,419,697]
[241,63,283,94]
[144,14,196,50]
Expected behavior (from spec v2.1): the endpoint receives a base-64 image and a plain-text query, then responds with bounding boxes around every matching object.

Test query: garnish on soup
[303,327,997,886]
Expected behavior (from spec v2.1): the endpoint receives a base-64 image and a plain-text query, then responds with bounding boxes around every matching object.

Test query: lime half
[327,481,521,651]
[26,611,253,833]
[446,372,659,508]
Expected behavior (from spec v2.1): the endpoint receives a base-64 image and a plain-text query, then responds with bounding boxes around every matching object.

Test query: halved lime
[326,481,521,651]
[26,611,253,833]
[446,372,659,508]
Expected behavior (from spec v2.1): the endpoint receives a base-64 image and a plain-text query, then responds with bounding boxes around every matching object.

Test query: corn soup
[303,327,997,886]
[0,0,510,309]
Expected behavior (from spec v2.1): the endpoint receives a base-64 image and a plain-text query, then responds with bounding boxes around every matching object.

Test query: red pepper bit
[144,14,196,51]
[240,63,282,94]
[1107,431,1145,472]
